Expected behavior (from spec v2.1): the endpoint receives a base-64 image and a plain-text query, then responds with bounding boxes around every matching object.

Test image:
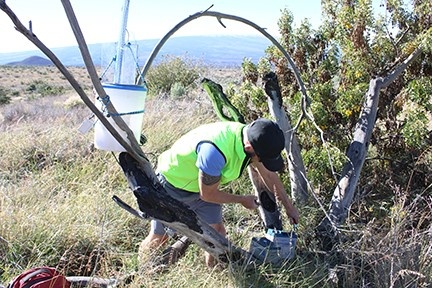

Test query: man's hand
[240,195,259,210]
[287,205,300,225]
[250,162,300,225]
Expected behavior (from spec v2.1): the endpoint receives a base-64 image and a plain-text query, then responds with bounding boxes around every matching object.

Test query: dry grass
[0,65,431,288]
[0,66,91,99]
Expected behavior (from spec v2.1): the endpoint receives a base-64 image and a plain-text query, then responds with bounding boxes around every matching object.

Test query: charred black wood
[119,152,202,233]
[258,190,283,230]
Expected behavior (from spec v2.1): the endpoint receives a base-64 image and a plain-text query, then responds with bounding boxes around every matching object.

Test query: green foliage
[170,81,186,98]
[227,81,268,123]
[277,9,295,48]
[241,58,259,84]
[0,86,11,105]
[335,82,369,123]
[26,80,65,98]
[145,55,201,97]
[257,58,272,77]
[302,145,345,189]
[219,58,273,123]
[401,110,429,149]
[256,0,432,204]
[422,27,432,53]
[407,77,432,112]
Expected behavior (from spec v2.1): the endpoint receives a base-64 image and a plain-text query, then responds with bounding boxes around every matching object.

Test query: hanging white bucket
[94,83,147,152]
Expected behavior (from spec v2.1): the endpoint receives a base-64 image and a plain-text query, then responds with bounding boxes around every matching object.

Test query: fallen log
[65,276,118,288]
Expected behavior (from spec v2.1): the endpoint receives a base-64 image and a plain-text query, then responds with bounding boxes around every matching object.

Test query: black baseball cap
[247,118,285,171]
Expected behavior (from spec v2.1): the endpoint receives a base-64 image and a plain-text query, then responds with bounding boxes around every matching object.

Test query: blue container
[249,236,281,264]
[249,229,297,265]
[265,228,297,260]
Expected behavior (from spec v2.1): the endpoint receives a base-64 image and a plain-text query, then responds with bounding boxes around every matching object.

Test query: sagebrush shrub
[26,80,65,97]
[145,55,200,97]
[0,86,11,105]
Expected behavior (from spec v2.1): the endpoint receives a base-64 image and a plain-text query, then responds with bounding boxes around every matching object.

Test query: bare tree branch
[59,0,156,179]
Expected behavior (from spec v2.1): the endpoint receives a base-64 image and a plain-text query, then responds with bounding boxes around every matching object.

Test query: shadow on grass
[227,250,329,288]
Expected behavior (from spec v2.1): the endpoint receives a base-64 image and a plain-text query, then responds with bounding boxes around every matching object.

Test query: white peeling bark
[248,166,283,230]
[263,73,309,204]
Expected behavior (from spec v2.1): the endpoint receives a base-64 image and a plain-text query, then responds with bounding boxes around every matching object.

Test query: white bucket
[94,83,147,152]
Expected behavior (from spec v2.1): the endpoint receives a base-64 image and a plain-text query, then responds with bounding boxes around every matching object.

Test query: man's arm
[196,142,258,209]
[251,162,300,224]
[198,170,258,210]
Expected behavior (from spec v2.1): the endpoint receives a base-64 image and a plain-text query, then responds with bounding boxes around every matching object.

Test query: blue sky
[0,0,322,53]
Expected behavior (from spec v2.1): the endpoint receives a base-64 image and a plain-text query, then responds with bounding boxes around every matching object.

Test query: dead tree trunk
[317,48,423,250]
[247,167,283,230]
[263,72,309,204]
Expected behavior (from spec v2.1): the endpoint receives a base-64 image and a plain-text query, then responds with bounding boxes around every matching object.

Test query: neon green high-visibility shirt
[157,121,250,192]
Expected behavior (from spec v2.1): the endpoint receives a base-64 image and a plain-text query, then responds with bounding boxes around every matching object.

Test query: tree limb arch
[138,8,309,110]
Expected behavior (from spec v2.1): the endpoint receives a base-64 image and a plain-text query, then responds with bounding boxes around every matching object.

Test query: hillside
[0,35,270,67]
[6,55,53,66]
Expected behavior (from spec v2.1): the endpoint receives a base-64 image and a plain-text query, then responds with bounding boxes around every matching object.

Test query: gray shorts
[150,173,222,235]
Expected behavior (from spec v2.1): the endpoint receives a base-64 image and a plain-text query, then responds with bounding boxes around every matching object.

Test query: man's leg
[140,173,179,251]
[205,223,226,267]
[144,173,226,267]
[189,199,225,268]
[141,220,169,249]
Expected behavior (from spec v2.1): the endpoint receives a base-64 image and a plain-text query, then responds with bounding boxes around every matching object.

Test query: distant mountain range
[0,35,272,67]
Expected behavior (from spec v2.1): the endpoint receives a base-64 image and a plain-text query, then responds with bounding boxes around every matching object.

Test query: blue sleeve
[196,142,226,176]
